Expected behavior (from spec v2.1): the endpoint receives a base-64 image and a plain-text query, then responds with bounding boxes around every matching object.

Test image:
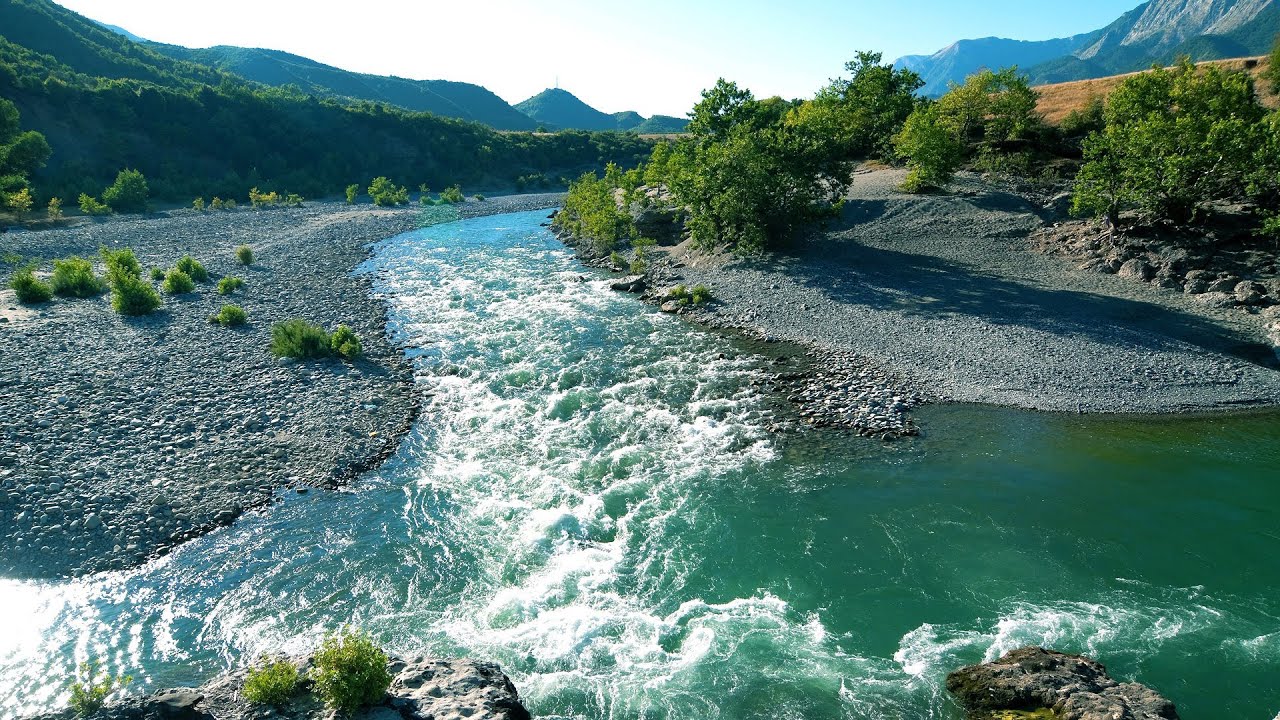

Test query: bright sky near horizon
[54,0,1144,118]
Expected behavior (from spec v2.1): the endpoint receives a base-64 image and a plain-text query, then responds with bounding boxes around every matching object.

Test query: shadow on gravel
[737,242,1279,370]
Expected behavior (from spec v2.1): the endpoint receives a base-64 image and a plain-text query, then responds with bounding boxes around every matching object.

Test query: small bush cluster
[162,269,196,294]
[368,177,409,206]
[668,283,713,306]
[100,247,140,285]
[150,267,166,281]
[235,245,254,266]
[271,320,363,360]
[68,661,132,717]
[51,257,103,297]
[210,197,237,211]
[308,628,392,713]
[113,273,162,314]
[192,197,206,211]
[217,276,245,294]
[175,256,208,282]
[438,184,465,204]
[242,659,298,706]
[47,196,63,219]
[10,266,52,303]
[249,187,281,208]
[77,193,110,216]
[211,304,247,327]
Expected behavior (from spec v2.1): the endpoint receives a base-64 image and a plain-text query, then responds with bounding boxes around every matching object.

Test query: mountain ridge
[516,87,688,133]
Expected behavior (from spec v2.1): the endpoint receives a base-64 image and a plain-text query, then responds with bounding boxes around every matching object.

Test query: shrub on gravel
[68,661,132,717]
[272,319,333,359]
[150,267,165,281]
[100,247,141,284]
[235,245,254,266]
[77,193,110,216]
[308,628,392,713]
[369,177,409,206]
[175,256,208,282]
[161,269,196,294]
[111,274,162,315]
[102,168,148,214]
[345,184,359,204]
[242,659,298,706]
[10,266,52,303]
[217,276,244,295]
[211,304,247,327]
[439,184,465,204]
[330,325,363,360]
[50,257,103,297]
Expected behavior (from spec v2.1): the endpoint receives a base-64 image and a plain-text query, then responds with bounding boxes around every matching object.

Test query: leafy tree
[893,103,965,192]
[345,184,358,204]
[936,67,1042,146]
[797,51,923,159]
[101,168,148,213]
[5,187,32,216]
[1073,59,1265,225]
[555,166,636,254]
[47,195,62,219]
[0,98,50,196]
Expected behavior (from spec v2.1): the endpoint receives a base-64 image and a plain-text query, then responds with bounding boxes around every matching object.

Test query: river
[1,209,1277,719]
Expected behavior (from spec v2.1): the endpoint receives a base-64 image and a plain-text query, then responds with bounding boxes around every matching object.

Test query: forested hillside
[0,0,650,203]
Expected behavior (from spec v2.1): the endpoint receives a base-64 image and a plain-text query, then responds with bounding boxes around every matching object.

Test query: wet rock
[609,275,646,293]
[946,646,1179,720]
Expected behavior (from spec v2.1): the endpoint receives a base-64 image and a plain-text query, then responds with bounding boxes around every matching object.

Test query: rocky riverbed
[0,194,562,580]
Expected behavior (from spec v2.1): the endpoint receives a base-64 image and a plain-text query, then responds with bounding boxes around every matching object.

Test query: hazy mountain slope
[896,0,1280,92]
[896,34,1099,96]
[516,88,688,132]
[146,43,538,131]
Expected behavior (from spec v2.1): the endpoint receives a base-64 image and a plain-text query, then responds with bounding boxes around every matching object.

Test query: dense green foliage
[271,319,332,359]
[0,0,652,204]
[241,659,298,706]
[110,272,161,314]
[99,246,140,284]
[101,168,147,213]
[554,164,640,254]
[1268,35,1280,94]
[368,177,409,206]
[217,276,244,294]
[345,184,358,204]
[0,96,50,205]
[77,193,109,215]
[893,105,965,192]
[175,255,208,282]
[235,244,253,265]
[212,303,247,327]
[10,265,52,303]
[50,256,102,297]
[67,661,131,716]
[150,267,165,281]
[330,324,363,359]
[1072,59,1270,225]
[795,51,923,160]
[161,268,195,294]
[439,184,465,204]
[308,629,392,713]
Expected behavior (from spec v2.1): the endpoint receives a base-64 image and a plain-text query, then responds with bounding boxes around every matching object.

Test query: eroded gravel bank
[0,194,562,579]
[652,169,1280,415]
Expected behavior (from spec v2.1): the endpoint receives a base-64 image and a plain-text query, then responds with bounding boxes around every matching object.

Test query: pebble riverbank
[0,194,562,580]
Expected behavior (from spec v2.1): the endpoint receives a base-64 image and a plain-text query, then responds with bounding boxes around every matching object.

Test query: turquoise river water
[2,210,1279,719]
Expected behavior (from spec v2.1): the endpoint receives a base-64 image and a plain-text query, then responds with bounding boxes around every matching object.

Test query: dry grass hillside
[1035,56,1277,124]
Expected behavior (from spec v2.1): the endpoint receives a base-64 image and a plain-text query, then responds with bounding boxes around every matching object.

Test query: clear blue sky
[55,0,1145,117]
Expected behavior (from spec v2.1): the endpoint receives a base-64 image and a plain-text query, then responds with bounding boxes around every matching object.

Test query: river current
[1,210,1278,719]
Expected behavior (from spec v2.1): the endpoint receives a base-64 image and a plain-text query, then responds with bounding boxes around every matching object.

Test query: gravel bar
[0,193,562,579]
[662,169,1280,415]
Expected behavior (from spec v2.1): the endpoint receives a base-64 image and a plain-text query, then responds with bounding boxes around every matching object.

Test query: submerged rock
[946,647,1178,720]
[29,655,529,720]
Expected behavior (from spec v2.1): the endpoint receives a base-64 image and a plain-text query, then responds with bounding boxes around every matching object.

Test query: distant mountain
[894,0,1280,93]
[90,20,147,44]
[896,34,1100,96]
[144,44,539,131]
[517,88,689,133]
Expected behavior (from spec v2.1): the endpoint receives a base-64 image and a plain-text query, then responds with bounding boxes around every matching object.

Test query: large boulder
[28,655,529,720]
[946,647,1178,720]
[1117,258,1154,282]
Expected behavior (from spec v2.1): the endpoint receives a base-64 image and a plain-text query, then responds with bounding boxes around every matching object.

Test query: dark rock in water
[28,655,529,720]
[610,275,647,293]
[946,647,1179,720]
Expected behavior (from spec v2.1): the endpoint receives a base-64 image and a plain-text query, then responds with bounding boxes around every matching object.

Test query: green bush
[162,269,196,294]
[472,193,485,202]
[242,659,298,706]
[893,104,964,192]
[212,304,247,327]
[51,257,103,297]
[101,168,148,213]
[308,628,392,713]
[10,266,52,303]
[77,193,110,216]
[368,177,409,206]
[99,247,141,284]
[439,184,465,204]
[176,256,209,282]
[345,184,359,204]
[192,197,205,211]
[272,319,332,359]
[235,244,254,266]
[217,276,245,295]
[110,273,163,315]
[330,325,363,359]
[690,283,713,304]
[68,661,132,717]
[150,267,166,281]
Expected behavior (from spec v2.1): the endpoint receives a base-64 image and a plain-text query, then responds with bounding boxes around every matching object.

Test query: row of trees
[0,97,51,213]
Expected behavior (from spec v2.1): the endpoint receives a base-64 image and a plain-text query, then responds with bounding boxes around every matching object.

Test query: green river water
[1,210,1278,719]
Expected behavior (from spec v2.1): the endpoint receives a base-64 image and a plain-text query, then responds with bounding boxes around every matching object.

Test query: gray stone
[1234,280,1266,305]
[946,646,1179,720]
[1117,258,1154,282]
[609,275,646,293]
